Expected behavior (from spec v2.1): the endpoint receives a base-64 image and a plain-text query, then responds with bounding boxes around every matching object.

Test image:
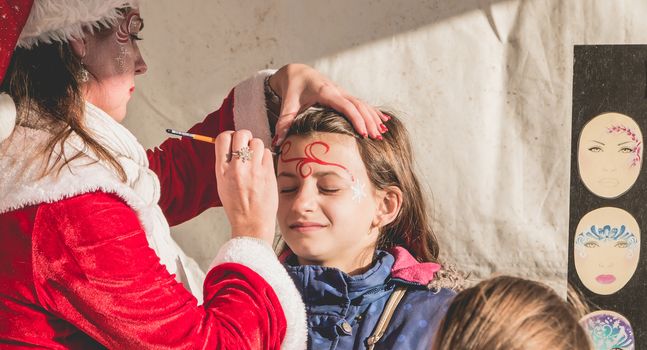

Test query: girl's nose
[292,187,316,213]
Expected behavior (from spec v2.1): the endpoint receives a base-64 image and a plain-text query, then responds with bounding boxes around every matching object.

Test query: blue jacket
[283,247,455,350]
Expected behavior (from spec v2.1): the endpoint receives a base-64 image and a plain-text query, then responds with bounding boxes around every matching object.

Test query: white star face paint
[351,178,367,202]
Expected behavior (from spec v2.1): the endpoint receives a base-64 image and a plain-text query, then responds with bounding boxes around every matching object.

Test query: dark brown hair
[284,107,440,262]
[432,276,592,350]
[1,18,127,181]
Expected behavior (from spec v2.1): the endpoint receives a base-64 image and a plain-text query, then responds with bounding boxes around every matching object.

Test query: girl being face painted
[277,132,385,274]
[74,8,148,122]
[276,108,440,274]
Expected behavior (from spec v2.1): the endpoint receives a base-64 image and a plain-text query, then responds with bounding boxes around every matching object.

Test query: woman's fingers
[261,147,274,171]
[248,138,265,167]
[215,130,234,170]
[214,130,277,245]
[230,129,253,163]
[348,95,383,139]
[317,85,377,138]
[270,64,388,146]
[273,91,302,147]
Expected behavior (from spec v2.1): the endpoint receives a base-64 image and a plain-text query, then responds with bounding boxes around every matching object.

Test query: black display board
[569,45,647,349]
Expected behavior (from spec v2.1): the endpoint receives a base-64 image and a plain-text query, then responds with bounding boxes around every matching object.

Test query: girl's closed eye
[317,178,347,194]
[280,186,298,194]
[318,186,340,194]
[278,181,298,194]
[130,33,143,41]
[278,179,299,194]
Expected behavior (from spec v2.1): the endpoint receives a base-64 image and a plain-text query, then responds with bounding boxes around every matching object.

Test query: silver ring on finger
[228,146,253,163]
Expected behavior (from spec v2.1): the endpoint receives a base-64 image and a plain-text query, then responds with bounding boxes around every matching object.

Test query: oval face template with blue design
[578,112,643,199]
[574,207,640,295]
[581,310,635,350]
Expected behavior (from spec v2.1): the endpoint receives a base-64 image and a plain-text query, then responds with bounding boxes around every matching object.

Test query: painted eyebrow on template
[618,141,633,146]
[592,140,605,145]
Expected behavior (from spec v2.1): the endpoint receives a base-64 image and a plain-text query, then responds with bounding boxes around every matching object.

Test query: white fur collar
[0,102,205,302]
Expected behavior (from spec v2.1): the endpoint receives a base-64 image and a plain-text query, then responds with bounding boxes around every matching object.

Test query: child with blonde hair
[431,276,591,350]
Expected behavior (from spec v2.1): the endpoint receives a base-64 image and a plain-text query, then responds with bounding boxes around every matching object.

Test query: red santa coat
[0,72,306,349]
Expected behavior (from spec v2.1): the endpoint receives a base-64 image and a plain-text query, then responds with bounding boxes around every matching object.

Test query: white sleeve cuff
[232,69,277,146]
[210,237,307,350]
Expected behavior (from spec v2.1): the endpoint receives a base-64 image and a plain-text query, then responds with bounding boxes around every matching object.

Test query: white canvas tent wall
[125,0,647,294]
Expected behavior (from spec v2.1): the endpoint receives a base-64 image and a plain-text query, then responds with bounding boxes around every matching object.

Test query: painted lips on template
[596,274,616,284]
[597,178,619,187]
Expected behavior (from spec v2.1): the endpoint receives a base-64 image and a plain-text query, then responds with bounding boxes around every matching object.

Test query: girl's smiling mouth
[289,222,327,233]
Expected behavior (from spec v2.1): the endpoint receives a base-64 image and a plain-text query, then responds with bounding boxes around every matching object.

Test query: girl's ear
[69,37,87,59]
[373,186,403,228]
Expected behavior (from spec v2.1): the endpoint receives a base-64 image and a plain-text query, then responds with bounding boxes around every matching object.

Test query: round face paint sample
[574,207,640,295]
[578,112,643,199]
[580,310,634,350]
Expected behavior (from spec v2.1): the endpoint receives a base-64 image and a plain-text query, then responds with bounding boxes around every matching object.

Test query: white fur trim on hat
[211,237,307,350]
[18,0,140,48]
[0,93,17,142]
[233,69,275,146]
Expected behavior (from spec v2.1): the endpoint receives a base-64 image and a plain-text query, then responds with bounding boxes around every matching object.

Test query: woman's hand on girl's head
[215,130,278,246]
[269,63,389,146]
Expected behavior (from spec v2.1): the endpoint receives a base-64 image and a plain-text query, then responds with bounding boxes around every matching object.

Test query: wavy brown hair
[1,19,127,181]
[432,276,592,350]
[283,107,439,263]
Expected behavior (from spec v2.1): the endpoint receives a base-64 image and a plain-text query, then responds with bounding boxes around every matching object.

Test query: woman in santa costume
[0,0,388,348]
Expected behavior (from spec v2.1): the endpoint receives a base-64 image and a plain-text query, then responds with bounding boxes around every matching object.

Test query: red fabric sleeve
[147,90,236,226]
[32,192,285,349]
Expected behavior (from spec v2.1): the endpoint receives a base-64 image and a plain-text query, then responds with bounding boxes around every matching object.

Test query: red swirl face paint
[280,141,355,181]
[116,11,143,44]
[114,11,143,74]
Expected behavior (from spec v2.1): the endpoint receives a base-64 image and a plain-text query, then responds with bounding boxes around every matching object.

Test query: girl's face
[81,9,147,121]
[277,132,383,273]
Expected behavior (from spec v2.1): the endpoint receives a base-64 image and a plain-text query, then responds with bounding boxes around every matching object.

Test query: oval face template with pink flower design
[578,112,643,199]
[574,207,640,295]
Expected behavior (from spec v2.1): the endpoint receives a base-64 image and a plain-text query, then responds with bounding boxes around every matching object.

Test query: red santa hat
[0,0,139,141]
